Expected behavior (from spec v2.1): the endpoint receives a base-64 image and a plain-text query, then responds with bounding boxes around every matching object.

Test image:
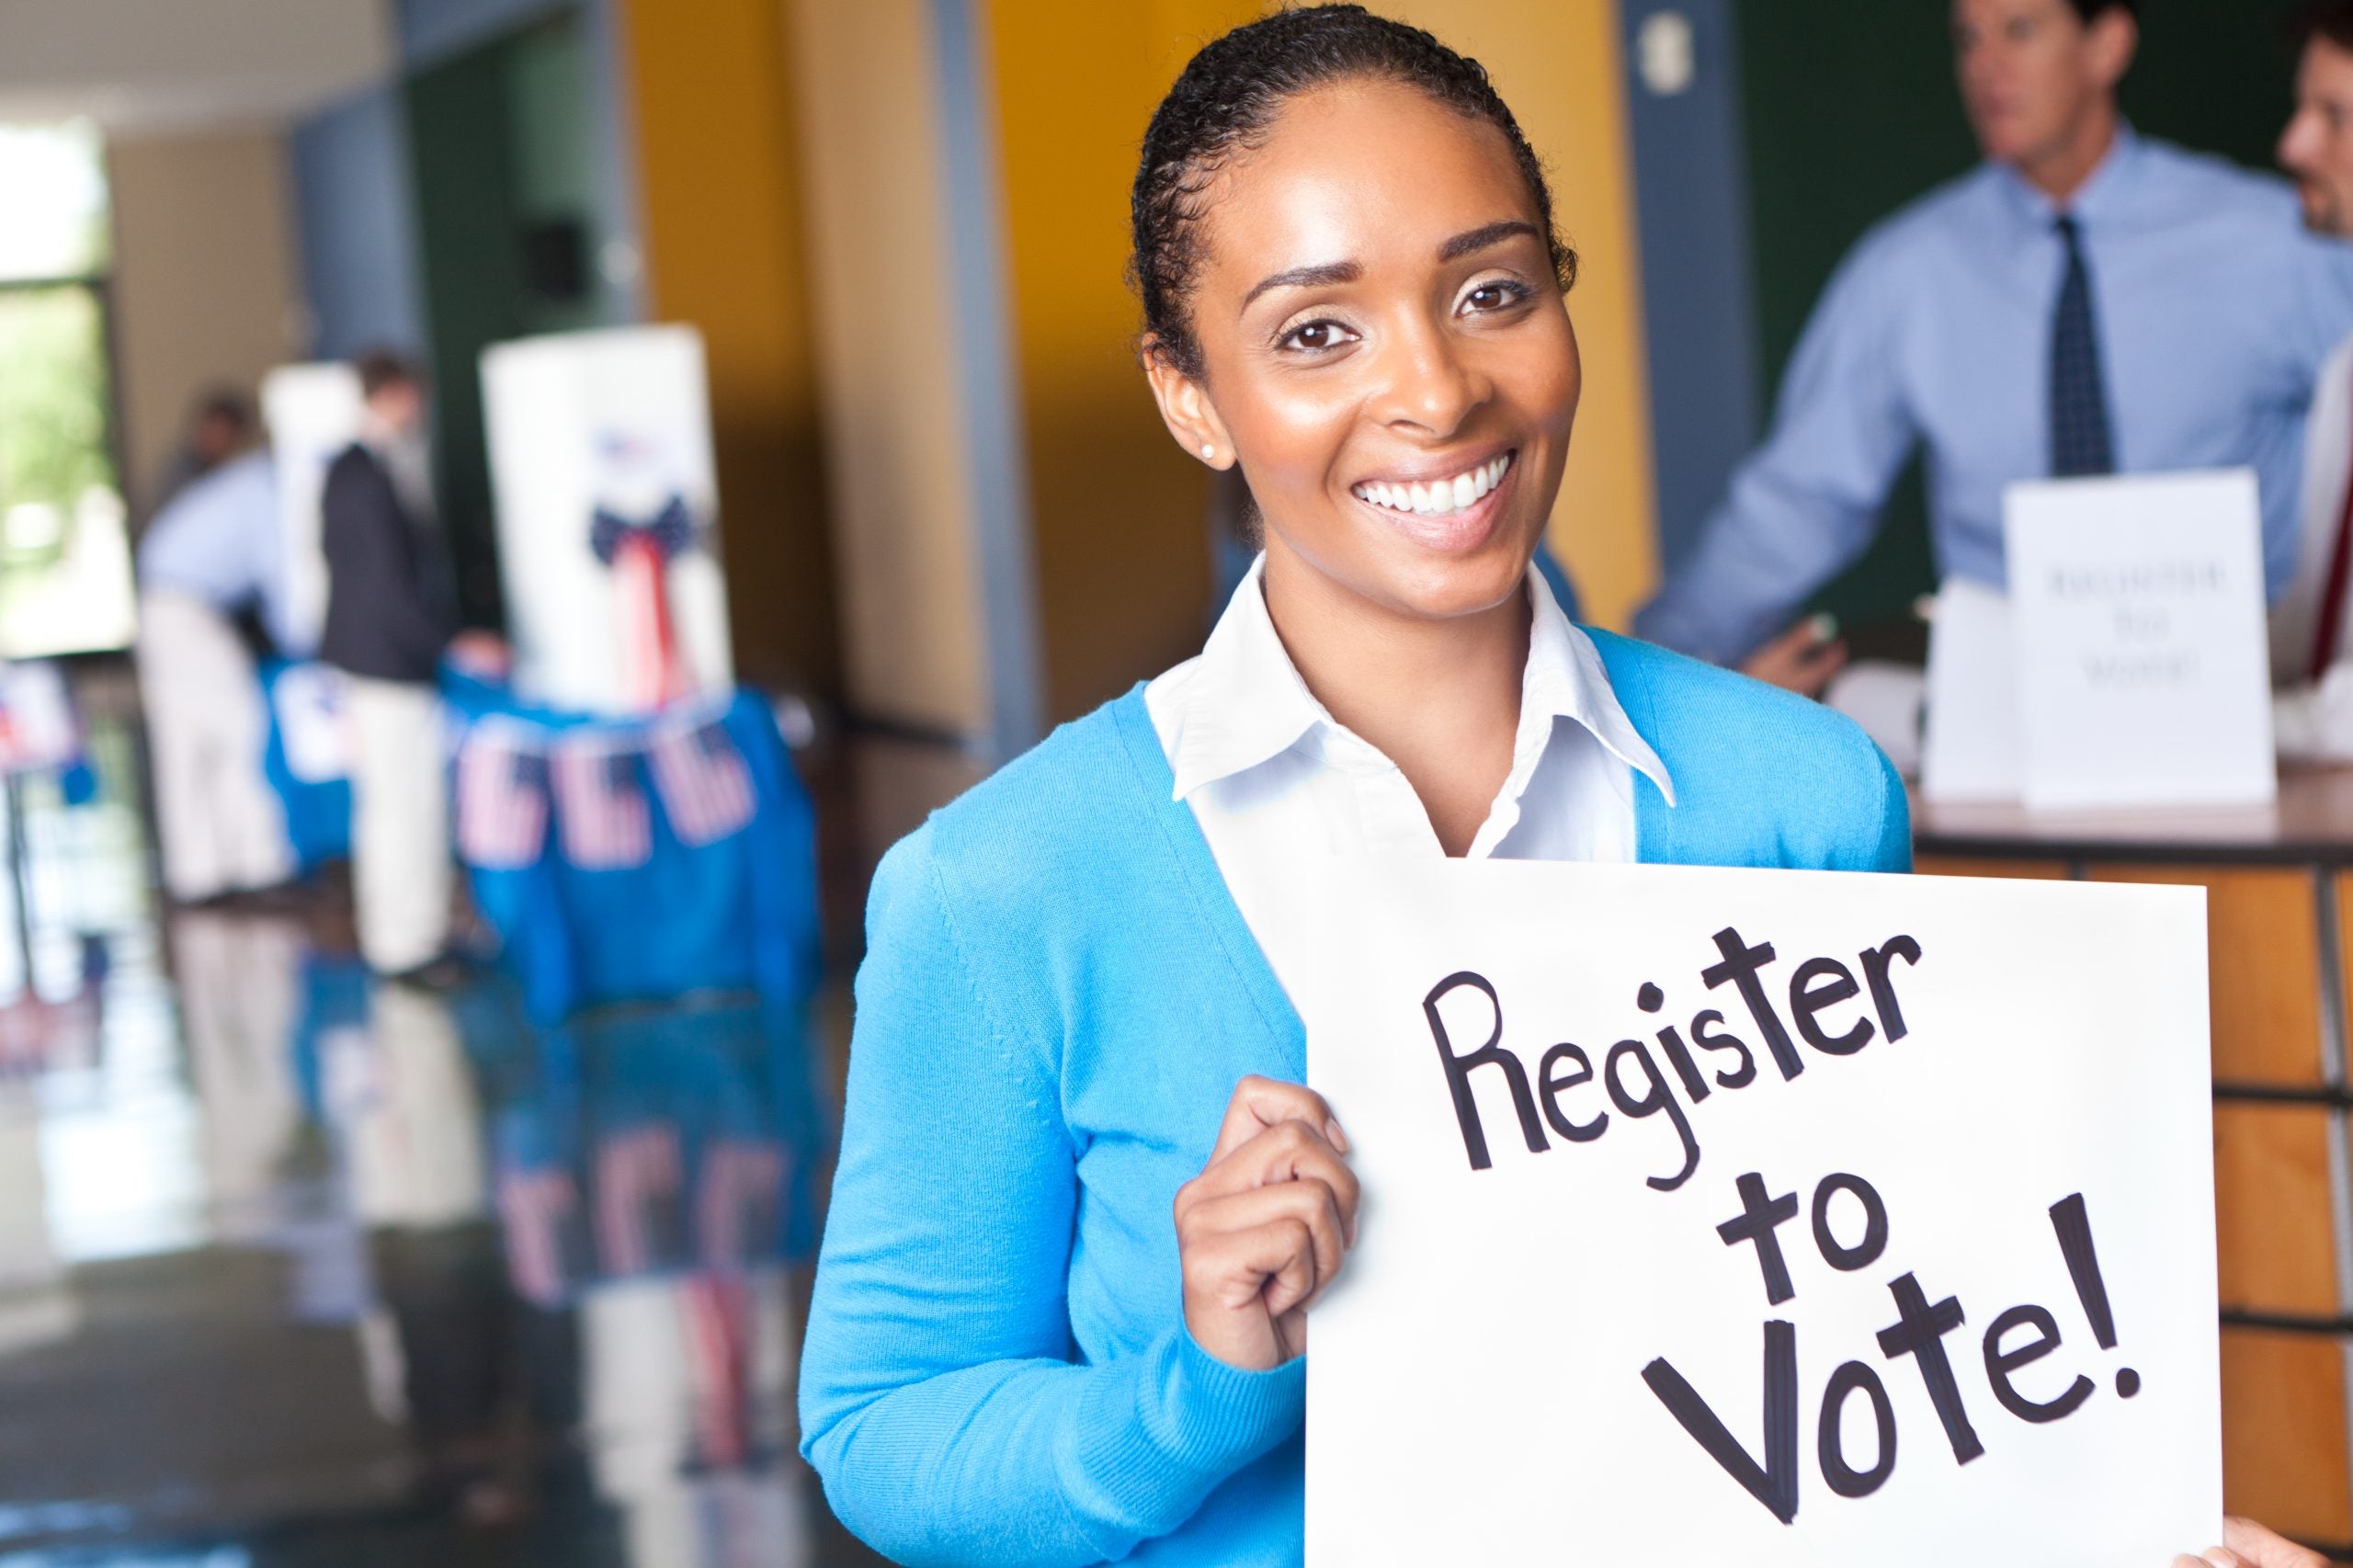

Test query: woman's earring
[1201,443,1217,462]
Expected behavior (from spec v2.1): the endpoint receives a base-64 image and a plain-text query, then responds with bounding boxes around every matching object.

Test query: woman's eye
[1279,320,1355,353]
[1462,280,1529,313]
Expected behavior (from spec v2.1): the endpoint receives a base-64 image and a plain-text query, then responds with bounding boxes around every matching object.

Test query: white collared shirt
[1146,554,1675,996]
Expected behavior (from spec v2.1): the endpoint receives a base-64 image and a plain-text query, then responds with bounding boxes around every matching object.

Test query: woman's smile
[1347,447,1518,552]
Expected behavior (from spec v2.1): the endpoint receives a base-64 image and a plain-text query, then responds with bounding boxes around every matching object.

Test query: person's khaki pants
[135,590,295,902]
[343,675,451,974]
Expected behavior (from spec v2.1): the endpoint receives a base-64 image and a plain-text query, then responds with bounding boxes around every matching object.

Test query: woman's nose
[1373,324,1487,437]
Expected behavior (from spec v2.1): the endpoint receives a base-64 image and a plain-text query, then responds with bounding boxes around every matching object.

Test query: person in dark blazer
[320,350,462,983]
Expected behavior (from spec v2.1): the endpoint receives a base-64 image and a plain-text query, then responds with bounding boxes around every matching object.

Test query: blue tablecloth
[259,661,353,869]
[443,673,824,1028]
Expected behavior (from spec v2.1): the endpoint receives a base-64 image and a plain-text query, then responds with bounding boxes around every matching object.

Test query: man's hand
[1740,615,1847,698]
[2173,1516,2329,1568]
[1175,1076,1360,1372]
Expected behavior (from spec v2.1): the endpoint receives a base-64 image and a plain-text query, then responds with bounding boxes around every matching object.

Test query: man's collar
[1165,553,1676,809]
[1994,119,2142,228]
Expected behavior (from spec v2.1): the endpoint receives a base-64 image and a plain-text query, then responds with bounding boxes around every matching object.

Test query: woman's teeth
[1351,452,1514,517]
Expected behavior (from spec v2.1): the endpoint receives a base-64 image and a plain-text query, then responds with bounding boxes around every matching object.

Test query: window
[0,122,134,658]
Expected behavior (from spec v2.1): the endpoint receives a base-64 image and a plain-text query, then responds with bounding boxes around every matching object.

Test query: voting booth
[481,326,733,717]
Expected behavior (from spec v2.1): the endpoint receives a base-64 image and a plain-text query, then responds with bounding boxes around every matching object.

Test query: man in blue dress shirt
[1636,0,2353,694]
[135,447,303,903]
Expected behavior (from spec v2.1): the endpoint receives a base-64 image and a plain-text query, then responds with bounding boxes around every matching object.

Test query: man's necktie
[2049,215,2116,478]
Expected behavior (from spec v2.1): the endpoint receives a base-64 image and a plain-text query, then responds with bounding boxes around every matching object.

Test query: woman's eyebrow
[1240,260,1361,309]
[1438,220,1540,260]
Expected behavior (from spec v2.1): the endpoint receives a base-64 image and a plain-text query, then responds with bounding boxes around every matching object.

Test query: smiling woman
[796,8,1910,1566]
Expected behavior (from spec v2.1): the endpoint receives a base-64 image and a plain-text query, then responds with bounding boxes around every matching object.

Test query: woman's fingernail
[1326,1119,1350,1153]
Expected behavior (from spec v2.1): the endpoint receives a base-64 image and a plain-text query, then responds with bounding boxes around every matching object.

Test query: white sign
[2005,471,2275,810]
[1918,578,2019,803]
[261,362,365,660]
[1298,858,2218,1567]
[482,325,733,716]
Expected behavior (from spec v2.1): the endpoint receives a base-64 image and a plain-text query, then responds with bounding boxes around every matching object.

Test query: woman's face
[1150,77,1579,623]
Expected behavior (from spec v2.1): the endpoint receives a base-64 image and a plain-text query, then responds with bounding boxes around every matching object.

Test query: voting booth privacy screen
[1296,859,2218,1566]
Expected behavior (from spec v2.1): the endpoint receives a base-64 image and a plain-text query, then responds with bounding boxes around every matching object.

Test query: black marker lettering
[1810,1173,1889,1272]
[1717,1172,1802,1305]
[1423,971,1544,1173]
[1982,1304,2093,1424]
[1642,1320,1801,1525]
[1701,927,1802,1081]
[1816,1360,1897,1498]
[1605,1039,1700,1192]
[1859,935,1922,1042]
[1790,958,1873,1056]
[1537,1042,1608,1143]
[1875,1271,1984,1465]
[1692,1009,1756,1089]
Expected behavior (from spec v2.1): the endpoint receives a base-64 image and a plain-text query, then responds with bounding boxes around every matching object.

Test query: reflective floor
[0,675,896,1567]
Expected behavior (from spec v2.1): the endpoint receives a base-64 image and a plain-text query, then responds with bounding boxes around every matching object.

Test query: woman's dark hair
[1130,4,1574,380]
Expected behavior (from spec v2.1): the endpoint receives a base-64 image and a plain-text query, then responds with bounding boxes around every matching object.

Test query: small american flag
[649,719,756,846]
[551,738,652,869]
[456,725,549,869]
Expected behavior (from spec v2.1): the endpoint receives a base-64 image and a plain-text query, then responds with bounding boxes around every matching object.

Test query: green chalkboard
[1733,0,2309,639]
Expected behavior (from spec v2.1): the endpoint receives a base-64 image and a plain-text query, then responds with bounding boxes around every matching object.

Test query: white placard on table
[1298,858,2217,1567]
[1918,576,2019,803]
[482,325,732,715]
[261,362,365,660]
[2004,470,2275,811]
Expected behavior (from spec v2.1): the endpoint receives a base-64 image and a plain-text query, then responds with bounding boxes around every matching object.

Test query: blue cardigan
[800,631,1911,1566]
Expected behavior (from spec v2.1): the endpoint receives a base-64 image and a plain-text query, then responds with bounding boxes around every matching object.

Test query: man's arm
[1635,237,1922,665]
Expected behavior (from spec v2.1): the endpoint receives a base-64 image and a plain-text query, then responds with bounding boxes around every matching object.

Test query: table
[1915,768,2353,1552]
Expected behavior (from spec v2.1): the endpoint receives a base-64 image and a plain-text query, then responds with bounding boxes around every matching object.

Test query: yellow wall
[614,0,836,696]
[985,0,1264,722]
[787,0,990,736]
[107,130,303,518]
[1381,0,1658,631]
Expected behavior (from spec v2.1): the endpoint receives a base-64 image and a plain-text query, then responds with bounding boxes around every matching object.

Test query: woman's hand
[2173,1517,2328,1568]
[1175,1075,1361,1372]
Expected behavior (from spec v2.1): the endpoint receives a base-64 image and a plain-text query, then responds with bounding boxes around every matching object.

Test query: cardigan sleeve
[1864,745,1914,874]
[798,829,1303,1566]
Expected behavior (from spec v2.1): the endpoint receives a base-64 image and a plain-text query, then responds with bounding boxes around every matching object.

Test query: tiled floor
[0,675,912,1567]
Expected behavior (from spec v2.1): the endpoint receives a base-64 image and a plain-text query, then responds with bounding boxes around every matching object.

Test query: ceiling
[0,0,393,133]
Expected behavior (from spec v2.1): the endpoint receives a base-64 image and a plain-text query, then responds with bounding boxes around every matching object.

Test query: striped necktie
[2049,215,2115,478]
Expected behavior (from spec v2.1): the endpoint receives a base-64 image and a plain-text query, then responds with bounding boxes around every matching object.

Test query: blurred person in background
[320,350,468,987]
[1636,0,2353,697]
[148,384,256,518]
[2270,0,2353,759]
[134,437,300,905]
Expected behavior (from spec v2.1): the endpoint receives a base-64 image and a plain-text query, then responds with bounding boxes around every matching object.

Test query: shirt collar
[1164,552,1676,809]
[1994,119,2142,230]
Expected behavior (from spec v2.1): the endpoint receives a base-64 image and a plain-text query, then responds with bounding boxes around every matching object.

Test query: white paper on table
[1824,661,1926,778]
[1298,858,2218,1568]
[2004,470,2276,811]
[1919,577,2019,802]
